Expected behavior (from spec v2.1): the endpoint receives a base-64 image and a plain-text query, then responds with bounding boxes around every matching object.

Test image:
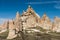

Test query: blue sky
[0,0,60,24]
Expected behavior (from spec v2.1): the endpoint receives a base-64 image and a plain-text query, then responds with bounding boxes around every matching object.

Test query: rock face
[21,5,41,29]
[7,29,17,39]
[40,13,52,30]
[15,11,22,32]
[0,21,9,30]
[7,20,17,39]
[52,16,60,32]
[1,5,60,39]
[0,21,9,33]
[9,20,15,30]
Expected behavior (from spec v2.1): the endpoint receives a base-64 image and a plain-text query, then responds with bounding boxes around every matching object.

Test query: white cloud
[26,1,60,4]
[55,6,60,9]
[26,1,60,9]
[54,4,60,9]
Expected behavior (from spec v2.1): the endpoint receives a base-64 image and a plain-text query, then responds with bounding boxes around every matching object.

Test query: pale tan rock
[9,20,15,30]
[7,20,17,39]
[0,21,9,30]
[52,16,60,32]
[15,11,22,31]
[3,5,60,38]
[40,13,52,30]
[22,15,37,29]
[7,30,17,39]
[21,5,41,29]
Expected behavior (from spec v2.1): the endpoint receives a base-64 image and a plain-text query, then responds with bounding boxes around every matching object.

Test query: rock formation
[21,5,41,29]
[0,21,9,33]
[15,11,22,32]
[0,5,60,39]
[40,13,52,30]
[52,16,60,32]
[7,20,17,39]
[0,20,9,31]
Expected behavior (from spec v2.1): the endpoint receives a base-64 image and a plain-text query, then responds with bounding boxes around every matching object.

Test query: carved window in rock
[7,21,9,29]
[30,11,31,14]
[13,22,14,25]
[36,18,39,23]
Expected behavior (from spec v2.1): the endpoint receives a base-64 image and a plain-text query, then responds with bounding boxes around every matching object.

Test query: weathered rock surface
[40,13,52,30]
[1,5,60,39]
[21,5,41,29]
[52,16,60,32]
[7,20,17,39]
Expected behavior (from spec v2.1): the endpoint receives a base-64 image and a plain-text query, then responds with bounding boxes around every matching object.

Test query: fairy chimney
[52,16,60,32]
[41,13,52,30]
[15,11,22,31]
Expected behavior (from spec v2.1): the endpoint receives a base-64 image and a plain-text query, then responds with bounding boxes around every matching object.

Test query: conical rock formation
[21,5,41,29]
[7,20,17,39]
[15,11,22,32]
[52,16,60,32]
[1,5,60,39]
[40,13,52,30]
